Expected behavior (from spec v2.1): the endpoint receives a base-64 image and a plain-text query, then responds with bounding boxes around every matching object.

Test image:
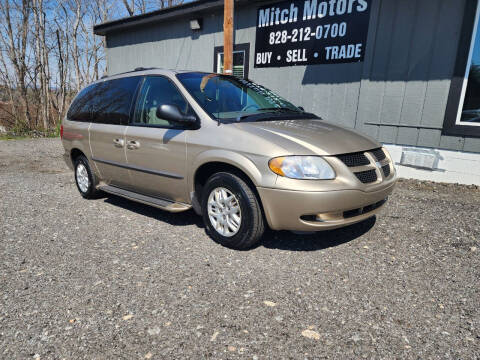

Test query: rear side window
[67,76,141,124]
[91,77,141,125]
[67,84,96,122]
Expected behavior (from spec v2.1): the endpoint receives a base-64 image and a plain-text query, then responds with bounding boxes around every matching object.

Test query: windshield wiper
[235,110,320,123]
[257,107,302,113]
[234,107,301,121]
[235,112,273,122]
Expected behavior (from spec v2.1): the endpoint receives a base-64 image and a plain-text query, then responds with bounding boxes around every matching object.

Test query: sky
[472,21,480,65]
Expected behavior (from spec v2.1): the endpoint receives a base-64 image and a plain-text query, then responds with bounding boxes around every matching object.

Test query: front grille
[335,149,391,184]
[343,208,362,218]
[355,169,378,184]
[336,152,370,167]
[382,164,391,178]
[371,148,386,161]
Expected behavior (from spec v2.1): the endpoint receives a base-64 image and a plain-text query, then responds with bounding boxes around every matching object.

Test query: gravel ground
[0,138,479,359]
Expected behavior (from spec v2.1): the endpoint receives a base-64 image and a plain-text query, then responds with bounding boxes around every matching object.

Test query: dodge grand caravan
[61,68,397,249]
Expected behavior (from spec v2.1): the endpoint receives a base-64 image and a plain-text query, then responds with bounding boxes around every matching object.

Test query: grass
[0,134,30,140]
[0,124,61,140]
[0,132,60,140]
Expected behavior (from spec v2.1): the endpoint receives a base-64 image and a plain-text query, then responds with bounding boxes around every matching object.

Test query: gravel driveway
[0,138,479,359]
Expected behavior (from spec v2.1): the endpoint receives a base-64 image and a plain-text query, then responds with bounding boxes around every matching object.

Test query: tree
[0,0,33,129]
[0,0,186,134]
[121,0,183,16]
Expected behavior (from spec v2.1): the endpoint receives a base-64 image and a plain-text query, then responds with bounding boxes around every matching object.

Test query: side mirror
[156,104,197,125]
[298,106,305,112]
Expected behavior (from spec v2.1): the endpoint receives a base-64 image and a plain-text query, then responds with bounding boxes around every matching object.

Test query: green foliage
[0,121,61,140]
[0,134,29,140]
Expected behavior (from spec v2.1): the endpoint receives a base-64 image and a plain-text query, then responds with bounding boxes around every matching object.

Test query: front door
[125,76,191,203]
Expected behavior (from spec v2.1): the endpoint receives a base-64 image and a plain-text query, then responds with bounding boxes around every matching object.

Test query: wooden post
[223,0,234,75]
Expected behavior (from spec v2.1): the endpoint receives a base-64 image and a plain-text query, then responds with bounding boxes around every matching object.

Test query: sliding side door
[89,76,141,189]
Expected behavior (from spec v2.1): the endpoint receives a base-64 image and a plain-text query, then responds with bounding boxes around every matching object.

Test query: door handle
[127,140,140,150]
[113,138,124,147]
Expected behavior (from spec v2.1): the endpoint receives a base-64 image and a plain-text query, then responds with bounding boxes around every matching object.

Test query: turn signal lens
[268,157,286,176]
[268,156,335,180]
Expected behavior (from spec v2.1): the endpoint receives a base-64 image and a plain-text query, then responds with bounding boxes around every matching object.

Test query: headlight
[269,156,335,180]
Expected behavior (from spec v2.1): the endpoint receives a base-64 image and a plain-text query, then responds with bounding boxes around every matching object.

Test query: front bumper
[257,181,396,231]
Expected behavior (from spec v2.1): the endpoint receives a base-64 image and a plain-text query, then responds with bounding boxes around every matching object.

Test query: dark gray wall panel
[417,129,442,148]
[360,124,379,140]
[396,127,419,146]
[463,137,480,153]
[440,135,465,151]
[400,0,436,127]
[378,126,398,144]
[378,0,416,126]
[420,0,464,129]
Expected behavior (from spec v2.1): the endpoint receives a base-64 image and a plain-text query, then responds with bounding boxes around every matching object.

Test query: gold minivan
[61,68,396,249]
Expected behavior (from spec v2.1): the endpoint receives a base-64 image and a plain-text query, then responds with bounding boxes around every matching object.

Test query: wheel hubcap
[207,187,241,237]
[76,163,89,193]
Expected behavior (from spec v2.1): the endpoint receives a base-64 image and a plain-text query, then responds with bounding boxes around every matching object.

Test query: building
[94,0,480,185]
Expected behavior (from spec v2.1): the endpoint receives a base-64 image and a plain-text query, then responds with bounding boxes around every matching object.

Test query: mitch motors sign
[254,0,371,67]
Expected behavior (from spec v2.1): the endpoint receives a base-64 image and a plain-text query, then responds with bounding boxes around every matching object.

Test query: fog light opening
[301,212,343,223]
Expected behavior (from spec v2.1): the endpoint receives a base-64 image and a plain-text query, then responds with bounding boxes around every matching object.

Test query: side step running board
[98,185,191,213]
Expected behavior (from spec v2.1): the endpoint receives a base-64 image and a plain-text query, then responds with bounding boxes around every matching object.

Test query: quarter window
[67,84,96,122]
[67,76,141,124]
[133,76,189,127]
[91,77,141,125]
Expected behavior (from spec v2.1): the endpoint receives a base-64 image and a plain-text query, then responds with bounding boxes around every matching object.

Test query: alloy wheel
[76,163,90,193]
[207,187,242,237]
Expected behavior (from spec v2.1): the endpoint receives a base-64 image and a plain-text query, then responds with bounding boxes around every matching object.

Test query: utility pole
[223,0,234,75]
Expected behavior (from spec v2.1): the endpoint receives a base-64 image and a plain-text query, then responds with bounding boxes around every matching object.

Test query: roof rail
[98,67,160,80]
[134,67,155,71]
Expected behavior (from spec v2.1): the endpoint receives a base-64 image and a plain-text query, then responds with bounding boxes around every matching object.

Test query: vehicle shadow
[103,194,376,251]
[102,195,204,228]
[259,216,376,251]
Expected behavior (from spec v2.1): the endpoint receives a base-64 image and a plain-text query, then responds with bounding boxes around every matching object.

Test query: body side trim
[91,157,184,179]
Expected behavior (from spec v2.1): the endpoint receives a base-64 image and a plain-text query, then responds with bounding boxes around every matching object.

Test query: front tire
[74,155,102,199]
[202,172,265,249]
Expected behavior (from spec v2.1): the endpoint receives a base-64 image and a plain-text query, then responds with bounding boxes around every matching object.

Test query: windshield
[176,72,310,122]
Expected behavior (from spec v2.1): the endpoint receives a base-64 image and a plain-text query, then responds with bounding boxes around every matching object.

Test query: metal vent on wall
[400,148,441,170]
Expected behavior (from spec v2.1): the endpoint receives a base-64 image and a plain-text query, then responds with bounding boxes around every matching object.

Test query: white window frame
[456,0,480,127]
[216,50,246,77]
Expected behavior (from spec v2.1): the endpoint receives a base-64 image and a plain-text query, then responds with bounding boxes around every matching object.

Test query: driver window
[134,76,189,127]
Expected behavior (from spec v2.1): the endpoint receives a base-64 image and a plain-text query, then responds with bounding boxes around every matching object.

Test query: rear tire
[202,172,265,249]
[74,154,102,199]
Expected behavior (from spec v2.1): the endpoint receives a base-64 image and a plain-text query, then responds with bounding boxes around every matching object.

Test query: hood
[234,119,380,156]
